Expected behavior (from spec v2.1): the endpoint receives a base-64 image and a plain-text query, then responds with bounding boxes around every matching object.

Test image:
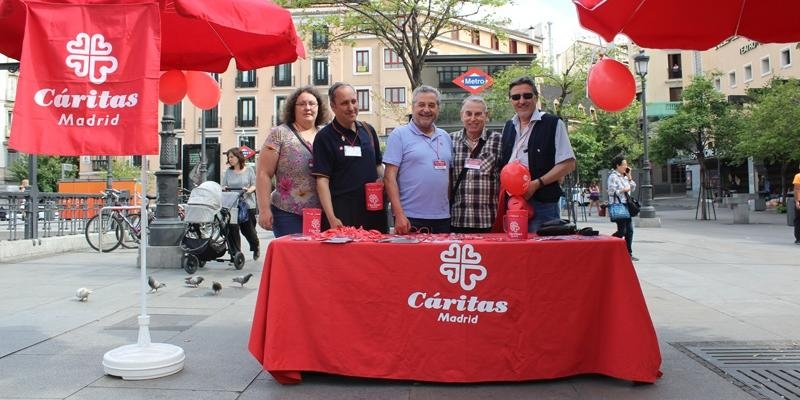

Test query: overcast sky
[496,0,603,53]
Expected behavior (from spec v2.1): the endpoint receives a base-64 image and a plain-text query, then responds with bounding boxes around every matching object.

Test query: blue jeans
[271,205,303,238]
[527,200,560,233]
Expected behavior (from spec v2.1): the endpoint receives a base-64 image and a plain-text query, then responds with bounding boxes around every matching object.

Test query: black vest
[500,113,563,202]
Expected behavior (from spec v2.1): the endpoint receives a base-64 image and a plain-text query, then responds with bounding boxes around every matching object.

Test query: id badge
[344,145,362,157]
[433,160,447,170]
[465,158,482,170]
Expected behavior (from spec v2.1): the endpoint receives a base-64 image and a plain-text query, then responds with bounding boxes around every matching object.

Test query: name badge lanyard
[512,120,536,161]
[409,122,444,164]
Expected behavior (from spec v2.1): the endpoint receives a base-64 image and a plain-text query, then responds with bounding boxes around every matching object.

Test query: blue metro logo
[453,67,494,94]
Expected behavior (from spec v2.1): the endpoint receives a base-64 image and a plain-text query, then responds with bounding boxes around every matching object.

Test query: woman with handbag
[607,155,638,261]
[256,86,329,238]
[223,147,260,260]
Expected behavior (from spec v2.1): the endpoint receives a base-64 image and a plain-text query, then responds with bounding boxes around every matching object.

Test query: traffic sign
[240,145,255,159]
[452,67,494,95]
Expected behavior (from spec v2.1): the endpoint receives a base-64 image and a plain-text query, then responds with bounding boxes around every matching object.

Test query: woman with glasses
[256,86,330,237]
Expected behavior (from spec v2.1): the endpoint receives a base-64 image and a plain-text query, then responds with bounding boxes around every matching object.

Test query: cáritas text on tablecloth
[407,292,508,326]
[437,312,479,324]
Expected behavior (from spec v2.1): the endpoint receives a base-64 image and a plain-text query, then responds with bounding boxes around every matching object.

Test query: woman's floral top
[264,124,322,215]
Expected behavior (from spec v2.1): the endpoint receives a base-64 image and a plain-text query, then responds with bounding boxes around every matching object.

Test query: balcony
[647,102,681,118]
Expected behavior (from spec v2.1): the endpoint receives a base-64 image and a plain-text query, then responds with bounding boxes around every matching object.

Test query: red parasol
[573,0,800,50]
[0,0,305,72]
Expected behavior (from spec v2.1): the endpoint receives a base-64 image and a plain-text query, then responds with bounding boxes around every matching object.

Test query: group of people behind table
[254,76,577,236]
[252,77,636,257]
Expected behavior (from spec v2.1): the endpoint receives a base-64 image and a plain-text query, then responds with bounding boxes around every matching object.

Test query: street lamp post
[634,50,660,225]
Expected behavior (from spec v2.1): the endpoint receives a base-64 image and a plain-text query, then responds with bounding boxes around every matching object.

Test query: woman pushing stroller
[222,147,260,260]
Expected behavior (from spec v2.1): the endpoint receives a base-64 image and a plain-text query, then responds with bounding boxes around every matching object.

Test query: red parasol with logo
[0,0,305,73]
[573,0,800,50]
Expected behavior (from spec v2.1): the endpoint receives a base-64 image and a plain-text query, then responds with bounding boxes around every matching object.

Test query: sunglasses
[510,93,535,101]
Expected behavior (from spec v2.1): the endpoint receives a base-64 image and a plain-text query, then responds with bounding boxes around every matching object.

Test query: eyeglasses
[296,102,318,108]
[510,93,535,101]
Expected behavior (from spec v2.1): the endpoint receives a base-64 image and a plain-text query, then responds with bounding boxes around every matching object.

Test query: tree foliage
[9,155,78,192]
[283,0,509,89]
[741,78,800,165]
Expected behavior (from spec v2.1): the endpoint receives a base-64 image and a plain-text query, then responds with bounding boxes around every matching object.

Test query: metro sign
[452,67,494,95]
[240,145,255,159]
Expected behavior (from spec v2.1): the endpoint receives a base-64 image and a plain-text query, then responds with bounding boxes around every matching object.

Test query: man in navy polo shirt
[499,76,576,232]
[311,82,387,232]
[384,85,453,234]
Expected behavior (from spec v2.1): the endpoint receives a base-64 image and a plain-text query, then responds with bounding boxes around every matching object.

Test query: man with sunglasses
[499,76,576,232]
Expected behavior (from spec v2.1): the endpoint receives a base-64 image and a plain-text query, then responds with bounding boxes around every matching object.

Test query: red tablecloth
[248,234,661,384]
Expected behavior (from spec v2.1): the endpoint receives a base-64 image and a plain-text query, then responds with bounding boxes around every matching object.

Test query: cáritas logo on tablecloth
[407,243,508,325]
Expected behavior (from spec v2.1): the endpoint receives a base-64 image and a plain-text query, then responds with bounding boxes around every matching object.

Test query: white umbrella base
[103,342,185,380]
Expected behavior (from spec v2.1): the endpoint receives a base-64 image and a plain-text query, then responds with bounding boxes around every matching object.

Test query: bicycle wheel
[118,213,141,249]
[85,214,122,252]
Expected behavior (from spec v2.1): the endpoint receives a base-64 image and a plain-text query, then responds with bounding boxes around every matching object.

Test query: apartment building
[131,8,542,176]
[0,55,19,186]
[625,38,800,197]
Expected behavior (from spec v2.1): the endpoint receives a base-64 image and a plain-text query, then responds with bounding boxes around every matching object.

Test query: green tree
[650,75,734,219]
[9,155,78,192]
[740,78,800,195]
[283,0,509,89]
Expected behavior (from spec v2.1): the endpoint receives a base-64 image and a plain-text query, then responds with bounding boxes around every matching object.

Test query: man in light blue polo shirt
[384,85,453,234]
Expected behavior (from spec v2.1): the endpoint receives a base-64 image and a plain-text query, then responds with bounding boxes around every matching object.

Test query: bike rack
[97,205,143,253]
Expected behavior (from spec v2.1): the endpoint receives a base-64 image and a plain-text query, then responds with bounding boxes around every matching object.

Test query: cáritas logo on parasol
[407,243,508,325]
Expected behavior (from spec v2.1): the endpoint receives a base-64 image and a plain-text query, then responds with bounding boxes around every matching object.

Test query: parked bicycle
[84,189,150,252]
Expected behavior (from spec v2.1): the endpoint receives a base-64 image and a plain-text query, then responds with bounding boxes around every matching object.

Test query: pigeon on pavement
[211,281,222,295]
[76,287,92,302]
[184,275,204,287]
[148,276,166,292]
[232,273,253,287]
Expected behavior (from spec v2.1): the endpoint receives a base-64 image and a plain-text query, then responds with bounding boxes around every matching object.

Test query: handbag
[238,197,249,223]
[536,218,577,236]
[625,193,641,217]
[608,194,631,222]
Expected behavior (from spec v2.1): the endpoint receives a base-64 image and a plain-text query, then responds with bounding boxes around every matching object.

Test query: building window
[509,40,517,53]
[312,29,329,50]
[237,97,256,127]
[385,127,394,135]
[714,77,722,91]
[236,70,257,88]
[239,135,256,150]
[728,71,736,88]
[491,34,499,50]
[173,102,183,130]
[780,47,792,68]
[526,44,534,54]
[313,58,329,86]
[470,30,480,45]
[437,66,467,88]
[385,87,405,104]
[668,87,683,102]
[760,56,771,76]
[275,96,287,125]
[204,136,218,145]
[210,73,220,82]
[450,27,459,40]
[384,48,403,69]
[354,48,371,74]
[743,64,753,82]
[203,107,219,129]
[356,88,370,112]
[274,64,292,87]
[667,54,682,79]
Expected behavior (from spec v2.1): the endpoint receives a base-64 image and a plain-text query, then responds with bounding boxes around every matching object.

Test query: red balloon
[500,160,531,196]
[185,71,221,110]
[507,195,535,219]
[587,57,636,112]
[158,70,186,105]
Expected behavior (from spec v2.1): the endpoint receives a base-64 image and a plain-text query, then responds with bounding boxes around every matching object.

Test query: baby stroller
[180,181,245,274]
